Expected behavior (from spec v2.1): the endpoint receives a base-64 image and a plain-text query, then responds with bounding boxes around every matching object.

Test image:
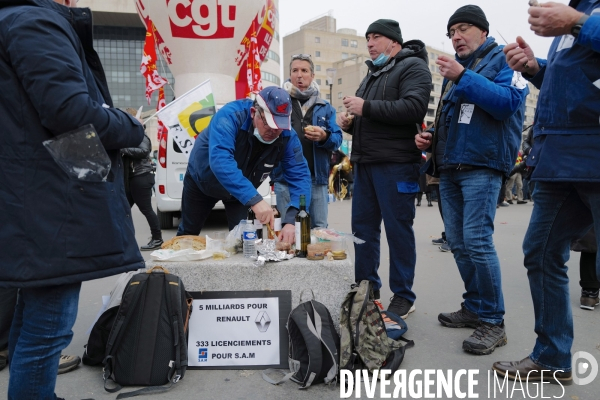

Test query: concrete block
[146,254,354,328]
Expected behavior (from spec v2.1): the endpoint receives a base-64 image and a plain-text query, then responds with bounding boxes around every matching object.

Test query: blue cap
[255,86,292,130]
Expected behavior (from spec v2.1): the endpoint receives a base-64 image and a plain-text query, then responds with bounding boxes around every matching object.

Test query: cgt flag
[155,80,216,159]
[141,20,168,104]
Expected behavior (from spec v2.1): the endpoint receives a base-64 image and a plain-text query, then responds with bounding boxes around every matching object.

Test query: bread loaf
[161,235,206,251]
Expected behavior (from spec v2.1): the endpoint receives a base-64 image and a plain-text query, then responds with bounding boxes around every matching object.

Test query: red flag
[156,87,168,141]
[247,19,263,95]
[141,21,168,104]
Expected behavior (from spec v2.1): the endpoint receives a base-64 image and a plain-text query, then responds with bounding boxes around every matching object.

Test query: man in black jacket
[337,19,431,318]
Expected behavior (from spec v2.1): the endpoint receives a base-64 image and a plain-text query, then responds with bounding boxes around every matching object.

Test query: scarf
[283,80,320,117]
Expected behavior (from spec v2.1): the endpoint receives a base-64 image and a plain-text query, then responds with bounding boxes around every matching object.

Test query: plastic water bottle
[243,219,257,258]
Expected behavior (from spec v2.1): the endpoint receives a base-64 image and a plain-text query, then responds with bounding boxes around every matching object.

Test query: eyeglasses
[291,54,311,61]
[446,24,474,39]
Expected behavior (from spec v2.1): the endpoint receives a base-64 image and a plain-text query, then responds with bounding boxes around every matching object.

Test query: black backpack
[102,266,193,399]
[263,291,340,389]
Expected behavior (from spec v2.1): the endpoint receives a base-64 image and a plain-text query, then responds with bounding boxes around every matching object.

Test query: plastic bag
[43,124,111,182]
[224,221,245,254]
[311,227,366,244]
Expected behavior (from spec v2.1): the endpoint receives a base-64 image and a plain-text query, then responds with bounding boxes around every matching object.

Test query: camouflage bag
[340,281,414,373]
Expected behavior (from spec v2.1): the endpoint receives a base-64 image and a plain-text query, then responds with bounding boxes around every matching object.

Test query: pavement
[1,198,599,399]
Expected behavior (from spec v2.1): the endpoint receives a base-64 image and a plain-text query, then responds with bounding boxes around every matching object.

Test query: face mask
[373,40,393,66]
[253,128,278,144]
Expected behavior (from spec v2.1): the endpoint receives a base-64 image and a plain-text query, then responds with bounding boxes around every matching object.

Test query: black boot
[426,192,433,207]
[416,192,422,206]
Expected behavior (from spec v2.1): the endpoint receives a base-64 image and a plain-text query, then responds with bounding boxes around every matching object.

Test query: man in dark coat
[0,0,145,397]
[337,19,431,319]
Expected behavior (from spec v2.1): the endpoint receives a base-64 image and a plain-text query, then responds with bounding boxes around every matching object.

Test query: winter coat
[187,99,311,224]
[525,0,600,182]
[429,38,529,177]
[348,40,431,164]
[0,0,145,288]
[271,98,342,185]
[121,134,154,177]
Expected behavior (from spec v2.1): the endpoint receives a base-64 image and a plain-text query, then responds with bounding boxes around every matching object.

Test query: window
[427,109,435,117]
[315,36,320,43]
[338,78,342,85]
[338,92,342,99]
[338,106,343,112]
[341,39,349,47]
[316,78,322,85]
[315,65,321,71]
[429,96,435,104]
[266,50,280,64]
[315,51,321,57]
[326,93,331,100]
[341,53,348,59]
[350,40,358,48]
[262,72,281,86]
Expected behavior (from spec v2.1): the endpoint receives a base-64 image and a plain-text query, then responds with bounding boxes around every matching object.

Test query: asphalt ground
[1,197,598,399]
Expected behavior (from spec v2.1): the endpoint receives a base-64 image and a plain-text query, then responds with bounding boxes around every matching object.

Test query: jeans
[523,181,600,370]
[8,282,81,400]
[0,289,18,352]
[177,172,248,235]
[440,168,505,324]
[274,180,328,228]
[126,172,161,240]
[352,162,420,301]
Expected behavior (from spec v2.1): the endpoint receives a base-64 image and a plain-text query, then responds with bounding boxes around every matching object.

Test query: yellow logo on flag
[177,94,216,138]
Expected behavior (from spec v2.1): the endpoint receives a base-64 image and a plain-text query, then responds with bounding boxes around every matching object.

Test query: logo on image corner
[573,351,599,385]
[198,348,208,362]
[255,311,271,333]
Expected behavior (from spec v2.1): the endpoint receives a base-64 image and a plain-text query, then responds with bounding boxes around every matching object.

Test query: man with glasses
[178,86,311,244]
[415,5,528,355]
[271,54,343,228]
[336,19,431,319]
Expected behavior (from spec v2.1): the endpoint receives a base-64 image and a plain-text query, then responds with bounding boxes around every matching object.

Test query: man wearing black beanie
[415,5,529,355]
[337,19,431,320]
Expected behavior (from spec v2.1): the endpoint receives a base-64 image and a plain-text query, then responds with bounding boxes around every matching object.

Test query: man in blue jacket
[416,5,528,355]
[0,0,145,398]
[271,54,343,228]
[493,0,600,384]
[178,86,311,244]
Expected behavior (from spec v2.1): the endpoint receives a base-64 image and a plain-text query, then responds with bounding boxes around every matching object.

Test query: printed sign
[187,290,291,369]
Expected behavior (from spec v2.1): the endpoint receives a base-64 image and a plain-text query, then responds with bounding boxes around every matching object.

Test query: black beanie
[365,19,403,45]
[447,5,489,34]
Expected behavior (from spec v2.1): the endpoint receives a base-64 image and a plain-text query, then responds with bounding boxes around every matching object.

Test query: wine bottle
[295,194,311,257]
[270,192,282,239]
[247,207,262,240]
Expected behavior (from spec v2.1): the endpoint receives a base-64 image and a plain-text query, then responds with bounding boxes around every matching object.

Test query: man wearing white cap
[178,86,311,244]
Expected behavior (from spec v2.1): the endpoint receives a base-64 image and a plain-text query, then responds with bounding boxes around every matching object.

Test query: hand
[415,131,432,151]
[528,2,584,37]
[342,96,365,117]
[279,224,296,244]
[436,56,465,82]
[336,111,353,131]
[304,125,327,142]
[503,36,540,75]
[251,200,273,226]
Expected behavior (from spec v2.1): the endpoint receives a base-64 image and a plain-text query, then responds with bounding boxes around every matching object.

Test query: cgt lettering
[167,0,236,39]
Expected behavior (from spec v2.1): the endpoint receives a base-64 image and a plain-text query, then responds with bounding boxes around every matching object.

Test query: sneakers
[432,237,445,245]
[507,200,514,204]
[499,201,509,207]
[438,302,479,328]
[140,238,163,251]
[439,243,451,252]
[580,288,600,310]
[516,200,528,204]
[58,354,81,374]
[387,295,415,319]
[462,321,507,355]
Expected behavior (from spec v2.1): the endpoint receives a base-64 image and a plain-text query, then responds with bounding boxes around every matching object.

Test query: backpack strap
[309,301,338,385]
